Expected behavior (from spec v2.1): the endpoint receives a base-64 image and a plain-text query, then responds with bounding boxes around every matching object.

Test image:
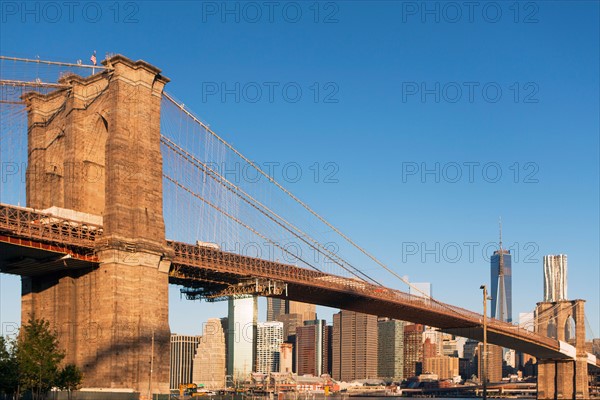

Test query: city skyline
[0,1,598,347]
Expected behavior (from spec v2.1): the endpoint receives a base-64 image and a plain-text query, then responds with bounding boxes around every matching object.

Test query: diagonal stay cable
[161,136,381,285]
[163,92,471,314]
[163,173,324,274]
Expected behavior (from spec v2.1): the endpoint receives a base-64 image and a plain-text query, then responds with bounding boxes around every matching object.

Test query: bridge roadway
[0,203,598,368]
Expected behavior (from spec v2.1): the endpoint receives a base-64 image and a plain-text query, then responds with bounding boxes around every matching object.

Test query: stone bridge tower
[535,299,589,399]
[22,55,171,397]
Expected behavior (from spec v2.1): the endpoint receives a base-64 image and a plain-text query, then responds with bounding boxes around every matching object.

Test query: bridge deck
[1,203,598,366]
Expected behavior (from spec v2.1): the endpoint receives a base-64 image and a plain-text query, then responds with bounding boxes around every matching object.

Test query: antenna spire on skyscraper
[498,217,504,275]
[499,216,503,252]
[491,218,512,323]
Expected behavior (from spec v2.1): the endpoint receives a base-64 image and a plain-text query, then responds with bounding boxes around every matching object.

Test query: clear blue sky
[1,1,598,338]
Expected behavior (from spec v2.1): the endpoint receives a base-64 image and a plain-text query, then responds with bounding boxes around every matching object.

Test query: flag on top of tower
[90,51,97,66]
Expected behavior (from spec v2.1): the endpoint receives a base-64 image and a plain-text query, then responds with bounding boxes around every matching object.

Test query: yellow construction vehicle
[179,383,206,398]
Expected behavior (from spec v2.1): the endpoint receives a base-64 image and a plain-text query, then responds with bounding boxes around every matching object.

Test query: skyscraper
[268,298,317,346]
[267,298,287,321]
[267,299,316,322]
[276,313,304,340]
[256,321,284,373]
[377,319,404,381]
[477,343,503,383]
[543,254,568,302]
[193,318,226,389]
[403,323,424,379]
[296,319,332,376]
[332,310,378,381]
[461,338,480,380]
[490,223,512,322]
[227,296,258,381]
[170,334,200,390]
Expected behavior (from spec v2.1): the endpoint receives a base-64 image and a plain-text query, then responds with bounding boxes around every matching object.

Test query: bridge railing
[168,239,561,351]
[0,203,103,248]
[168,240,480,320]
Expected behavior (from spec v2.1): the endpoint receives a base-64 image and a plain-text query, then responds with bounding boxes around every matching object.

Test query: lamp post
[480,285,491,400]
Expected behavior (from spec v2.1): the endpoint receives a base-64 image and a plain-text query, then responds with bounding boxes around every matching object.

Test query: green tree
[0,336,19,399]
[57,364,83,400]
[16,319,65,400]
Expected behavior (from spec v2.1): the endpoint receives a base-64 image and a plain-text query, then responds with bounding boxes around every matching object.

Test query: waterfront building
[403,323,424,379]
[459,357,477,381]
[477,343,503,383]
[192,318,226,389]
[377,318,404,381]
[296,319,332,375]
[332,310,378,381]
[424,356,459,380]
[170,334,200,390]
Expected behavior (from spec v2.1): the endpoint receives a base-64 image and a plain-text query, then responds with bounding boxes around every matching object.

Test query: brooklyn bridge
[0,55,597,399]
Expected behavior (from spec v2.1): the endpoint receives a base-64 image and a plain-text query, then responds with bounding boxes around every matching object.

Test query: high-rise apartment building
[256,321,284,373]
[227,296,258,381]
[193,318,226,389]
[170,334,200,390]
[477,343,503,383]
[403,323,424,379]
[377,319,404,381]
[332,310,378,381]
[424,356,459,380]
[296,319,332,376]
[543,254,568,302]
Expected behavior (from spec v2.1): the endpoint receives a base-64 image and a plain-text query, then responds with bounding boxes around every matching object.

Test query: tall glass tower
[543,254,568,302]
[490,223,512,323]
[227,296,258,382]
